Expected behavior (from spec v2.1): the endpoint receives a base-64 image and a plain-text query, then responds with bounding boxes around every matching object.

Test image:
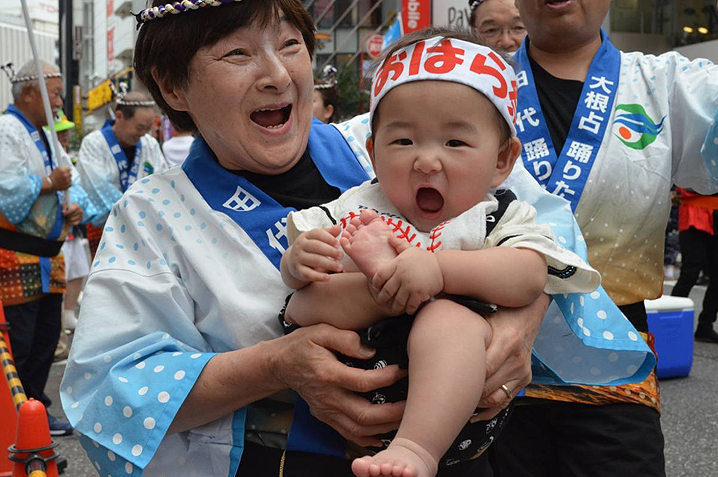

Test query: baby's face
[369,80,511,232]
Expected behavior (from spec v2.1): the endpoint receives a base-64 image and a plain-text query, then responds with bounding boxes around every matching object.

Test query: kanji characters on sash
[516,70,528,88]
[223,185,261,212]
[584,91,610,113]
[589,75,615,94]
[578,111,604,134]
[515,107,540,134]
[524,138,550,161]
[566,141,594,164]
[266,218,288,253]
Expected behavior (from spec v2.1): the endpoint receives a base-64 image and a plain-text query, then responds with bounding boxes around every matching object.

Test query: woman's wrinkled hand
[269,323,406,447]
[471,293,550,421]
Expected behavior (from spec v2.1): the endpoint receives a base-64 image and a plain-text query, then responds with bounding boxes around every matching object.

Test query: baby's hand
[286,225,344,282]
[371,247,444,315]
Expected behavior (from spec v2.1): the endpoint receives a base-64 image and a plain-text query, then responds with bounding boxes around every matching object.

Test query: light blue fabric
[0,174,42,224]
[703,107,718,177]
[64,333,215,476]
[69,183,102,225]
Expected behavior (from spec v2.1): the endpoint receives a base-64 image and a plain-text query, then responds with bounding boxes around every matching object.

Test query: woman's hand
[471,293,550,421]
[269,323,406,447]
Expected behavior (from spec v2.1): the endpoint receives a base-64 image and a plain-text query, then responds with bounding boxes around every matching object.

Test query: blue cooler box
[645,296,694,379]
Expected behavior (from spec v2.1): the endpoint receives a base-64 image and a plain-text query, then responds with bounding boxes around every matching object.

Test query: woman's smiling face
[172,15,314,174]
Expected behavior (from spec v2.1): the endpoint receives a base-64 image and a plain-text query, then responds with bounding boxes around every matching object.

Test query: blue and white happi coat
[513,35,718,307]
[77,127,168,223]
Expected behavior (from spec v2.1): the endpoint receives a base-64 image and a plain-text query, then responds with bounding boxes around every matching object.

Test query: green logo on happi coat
[612,104,666,150]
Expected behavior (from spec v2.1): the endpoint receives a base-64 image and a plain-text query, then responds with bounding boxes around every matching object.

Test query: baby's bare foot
[341,210,398,278]
[351,437,438,477]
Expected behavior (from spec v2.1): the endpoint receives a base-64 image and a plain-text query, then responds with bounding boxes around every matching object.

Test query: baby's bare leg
[341,209,399,278]
[351,299,492,477]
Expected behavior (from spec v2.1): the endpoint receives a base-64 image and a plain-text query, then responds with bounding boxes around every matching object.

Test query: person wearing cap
[50,109,75,154]
[278,27,621,477]
[76,90,168,255]
[487,1,718,476]
[469,0,526,53]
[60,1,653,476]
[0,59,98,436]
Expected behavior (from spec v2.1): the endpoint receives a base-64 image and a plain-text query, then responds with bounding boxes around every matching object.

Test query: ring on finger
[500,384,514,400]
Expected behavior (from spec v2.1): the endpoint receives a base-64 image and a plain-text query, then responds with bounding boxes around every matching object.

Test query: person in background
[469,0,527,53]
[0,59,98,436]
[161,122,194,167]
[76,91,168,257]
[313,64,340,123]
[488,0,718,476]
[671,188,718,343]
[46,110,91,361]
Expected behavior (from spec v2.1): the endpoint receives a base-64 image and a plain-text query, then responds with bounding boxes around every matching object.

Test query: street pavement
[31,283,718,476]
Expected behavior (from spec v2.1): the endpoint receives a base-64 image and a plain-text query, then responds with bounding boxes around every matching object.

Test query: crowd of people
[0,0,717,476]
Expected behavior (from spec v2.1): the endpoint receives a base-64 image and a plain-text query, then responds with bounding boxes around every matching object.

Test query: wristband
[46,176,54,192]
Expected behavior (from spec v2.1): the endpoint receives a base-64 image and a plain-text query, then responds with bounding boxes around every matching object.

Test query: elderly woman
[60,1,655,476]
[469,0,527,53]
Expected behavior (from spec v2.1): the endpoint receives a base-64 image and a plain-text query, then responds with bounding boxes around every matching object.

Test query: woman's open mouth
[250,104,292,130]
[416,187,444,218]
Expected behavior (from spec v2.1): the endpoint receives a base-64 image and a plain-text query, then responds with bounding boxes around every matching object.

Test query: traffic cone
[1,315,19,477]
[8,399,58,477]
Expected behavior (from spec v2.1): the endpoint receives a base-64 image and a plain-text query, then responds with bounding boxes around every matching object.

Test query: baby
[280,30,600,477]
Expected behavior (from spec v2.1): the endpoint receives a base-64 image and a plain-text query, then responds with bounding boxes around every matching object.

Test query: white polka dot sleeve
[660,52,718,192]
[0,122,44,224]
[61,186,217,475]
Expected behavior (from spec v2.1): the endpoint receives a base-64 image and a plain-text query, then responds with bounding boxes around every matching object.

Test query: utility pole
[58,0,80,122]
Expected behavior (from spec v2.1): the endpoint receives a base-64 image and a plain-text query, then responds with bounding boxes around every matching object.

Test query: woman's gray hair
[10,60,59,102]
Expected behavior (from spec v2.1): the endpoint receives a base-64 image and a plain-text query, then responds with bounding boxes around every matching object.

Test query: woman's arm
[169,323,406,447]
[436,247,548,308]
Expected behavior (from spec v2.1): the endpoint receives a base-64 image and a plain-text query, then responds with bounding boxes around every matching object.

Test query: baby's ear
[491,137,522,188]
[366,136,376,169]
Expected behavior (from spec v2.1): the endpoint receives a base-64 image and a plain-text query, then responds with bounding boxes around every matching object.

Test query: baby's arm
[280,224,344,290]
[435,247,547,308]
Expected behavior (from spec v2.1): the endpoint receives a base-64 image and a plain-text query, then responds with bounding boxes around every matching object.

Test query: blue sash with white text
[183,119,368,459]
[6,105,65,291]
[515,31,621,211]
[101,120,142,192]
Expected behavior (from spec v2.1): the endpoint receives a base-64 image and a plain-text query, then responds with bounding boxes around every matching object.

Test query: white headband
[370,36,518,136]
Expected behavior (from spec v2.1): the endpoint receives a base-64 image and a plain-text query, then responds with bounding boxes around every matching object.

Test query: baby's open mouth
[416,187,444,213]
[250,104,292,129]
